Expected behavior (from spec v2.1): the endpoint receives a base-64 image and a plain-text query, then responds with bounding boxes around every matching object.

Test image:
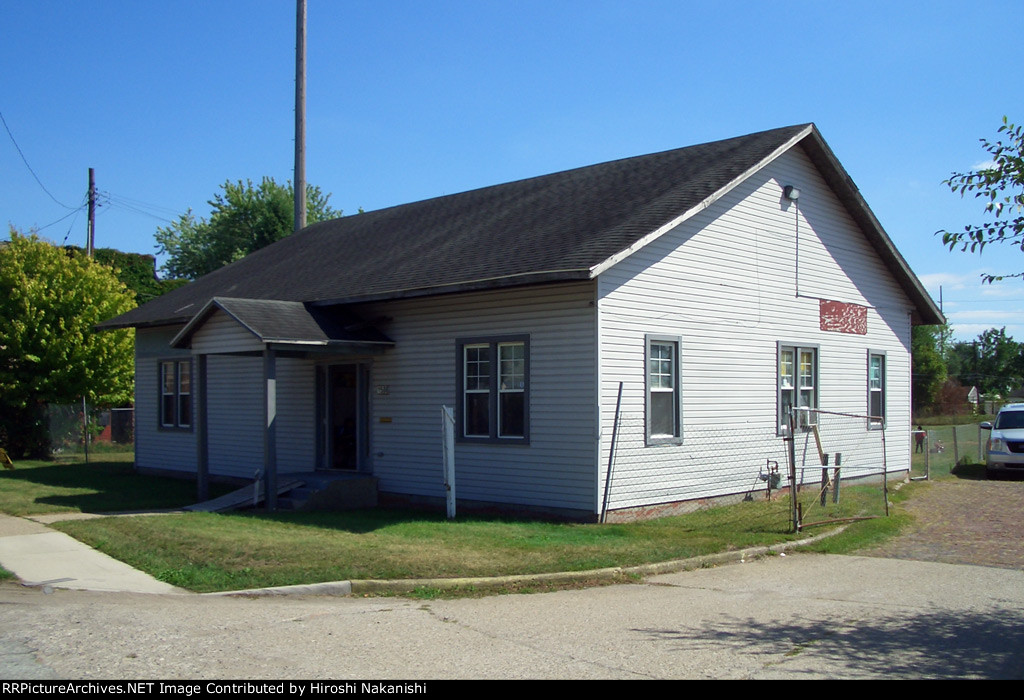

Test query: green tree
[946,327,1023,396]
[974,327,1023,395]
[911,325,948,415]
[0,230,136,457]
[155,177,341,280]
[938,116,1024,282]
[64,247,187,305]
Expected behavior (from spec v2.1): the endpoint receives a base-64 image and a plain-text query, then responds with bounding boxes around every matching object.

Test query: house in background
[99,124,943,521]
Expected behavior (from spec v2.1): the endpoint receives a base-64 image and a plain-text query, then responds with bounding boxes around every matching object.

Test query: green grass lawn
[54,483,896,593]
[796,479,923,555]
[0,452,927,595]
[0,457,226,515]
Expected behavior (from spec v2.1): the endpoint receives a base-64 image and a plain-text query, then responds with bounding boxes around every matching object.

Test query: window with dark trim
[456,336,529,442]
[160,359,192,430]
[778,344,818,432]
[868,350,886,429]
[646,334,682,444]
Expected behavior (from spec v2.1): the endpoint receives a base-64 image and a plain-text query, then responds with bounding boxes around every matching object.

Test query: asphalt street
[1,552,1021,679]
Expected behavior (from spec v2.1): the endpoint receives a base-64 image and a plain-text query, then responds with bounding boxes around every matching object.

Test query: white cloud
[945,309,1024,322]
[918,271,977,290]
[971,159,998,171]
[918,272,1024,339]
[977,284,1024,299]
[949,323,1024,342]
[915,267,1024,295]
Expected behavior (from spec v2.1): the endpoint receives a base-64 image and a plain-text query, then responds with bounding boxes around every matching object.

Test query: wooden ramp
[184,479,304,513]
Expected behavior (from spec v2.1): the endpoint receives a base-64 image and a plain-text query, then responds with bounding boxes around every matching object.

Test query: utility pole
[938,285,946,359]
[87,167,96,256]
[294,0,307,232]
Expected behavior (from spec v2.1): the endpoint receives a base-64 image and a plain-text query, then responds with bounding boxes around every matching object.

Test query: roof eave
[308,269,593,308]
[95,316,193,332]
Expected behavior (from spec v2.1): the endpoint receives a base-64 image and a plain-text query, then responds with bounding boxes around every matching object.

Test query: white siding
[275,358,317,473]
[201,354,317,479]
[205,355,263,478]
[597,146,915,511]
[134,326,197,474]
[354,282,598,513]
[191,311,263,354]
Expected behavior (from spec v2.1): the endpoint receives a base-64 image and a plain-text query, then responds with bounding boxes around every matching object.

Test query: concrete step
[278,473,378,511]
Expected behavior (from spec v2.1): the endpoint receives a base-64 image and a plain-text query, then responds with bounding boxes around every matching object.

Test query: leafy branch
[937,116,1024,282]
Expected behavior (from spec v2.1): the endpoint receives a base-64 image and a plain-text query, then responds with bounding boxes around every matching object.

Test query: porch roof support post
[195,353,209,501]
[263,347,278,511]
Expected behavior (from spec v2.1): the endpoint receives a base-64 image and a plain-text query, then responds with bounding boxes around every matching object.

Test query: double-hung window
[778,344,817,432]
[868,351,886,429]
[457,336,529,442]
[646,335,682,444]
[160,359,192,430]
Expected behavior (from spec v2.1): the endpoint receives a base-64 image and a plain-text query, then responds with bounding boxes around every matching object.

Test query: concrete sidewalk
[0,513,182,594]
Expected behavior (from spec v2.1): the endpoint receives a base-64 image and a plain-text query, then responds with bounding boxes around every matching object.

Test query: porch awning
[170,297,394,353]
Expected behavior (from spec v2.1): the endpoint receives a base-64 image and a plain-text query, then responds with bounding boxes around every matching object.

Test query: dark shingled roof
[171,298,394,348]
[100,124,943,329]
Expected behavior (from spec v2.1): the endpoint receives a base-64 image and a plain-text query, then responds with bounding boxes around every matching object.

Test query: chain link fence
[793,408,891,530]
[604,408,894,531]
[45,403,134,462]
[603,413,792,528]
[910,422,987,480]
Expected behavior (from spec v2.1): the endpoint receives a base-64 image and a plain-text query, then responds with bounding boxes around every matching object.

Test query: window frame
[777,343,818,434]
[159,359,193,431]
[645,334,683,445]
[867,349,886,430]
[455,335,530,444]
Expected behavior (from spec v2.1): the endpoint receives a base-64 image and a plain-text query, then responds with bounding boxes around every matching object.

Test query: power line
[103,192,179,215]
[99,190,179,224]
[102,200,176,224]
[0,110,79,210]
[34,205,86,235]
[60,209,84,246]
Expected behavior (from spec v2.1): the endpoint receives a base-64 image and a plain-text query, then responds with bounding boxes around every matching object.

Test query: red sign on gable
[819,299,867,335]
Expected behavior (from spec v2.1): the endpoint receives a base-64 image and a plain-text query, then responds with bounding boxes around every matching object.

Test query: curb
[210,528,842,598]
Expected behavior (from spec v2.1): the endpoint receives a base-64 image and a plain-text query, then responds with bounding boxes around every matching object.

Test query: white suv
[981,404,1024,478]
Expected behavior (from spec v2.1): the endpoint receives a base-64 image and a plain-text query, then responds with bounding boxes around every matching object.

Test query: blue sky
[3,1,1023,341]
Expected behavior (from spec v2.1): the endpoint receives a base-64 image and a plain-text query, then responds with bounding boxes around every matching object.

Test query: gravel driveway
[857,474,1024,569]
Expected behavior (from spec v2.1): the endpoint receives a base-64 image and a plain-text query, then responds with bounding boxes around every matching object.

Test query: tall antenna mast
[294,0,307,232]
